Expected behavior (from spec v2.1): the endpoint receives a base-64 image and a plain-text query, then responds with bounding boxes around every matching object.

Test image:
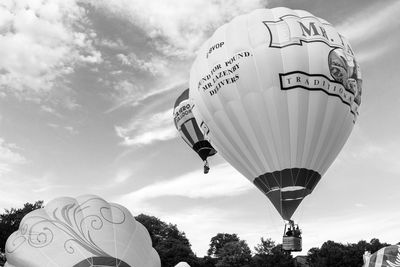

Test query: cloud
[337,2,400,44]
[335,125,400,176]
[114,162,257,255]
[107,79,186,113]
[0,138,26,176]
[117,163,253,205]
[47,123,79,135]
[115,108,177,146]
[116,53,168,76]
[355,41,394,64]
[84,0,266,57]
[0,0,102,99]
[113,168,133,184]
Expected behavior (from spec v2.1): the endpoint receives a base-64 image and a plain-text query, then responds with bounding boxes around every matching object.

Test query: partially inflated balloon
[174,88,217,172]
[190,7,362,220]
[4,195,160,267]
[174,262,191,267]
[363,245,400,267]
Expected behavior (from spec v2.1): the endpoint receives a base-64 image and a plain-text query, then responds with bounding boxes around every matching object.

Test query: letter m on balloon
[263,14,338,48]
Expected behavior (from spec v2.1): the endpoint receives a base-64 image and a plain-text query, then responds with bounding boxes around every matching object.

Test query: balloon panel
[190,7,361,219]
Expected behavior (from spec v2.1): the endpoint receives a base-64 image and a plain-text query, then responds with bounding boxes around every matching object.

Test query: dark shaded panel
[254,168,321,193]
[304,169,314,186]
[291,168,301,184]
[266,190,282,217]
[193,140,216,160]
[266,172,280,188]
[280,168,295,187]
[254,168,321,220]
[306,173,322,191]
[281,198,303,221]
[254,176,270,194]
[73,256,131,267]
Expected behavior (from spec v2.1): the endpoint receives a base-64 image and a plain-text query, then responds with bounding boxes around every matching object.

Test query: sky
[0,0,400,258]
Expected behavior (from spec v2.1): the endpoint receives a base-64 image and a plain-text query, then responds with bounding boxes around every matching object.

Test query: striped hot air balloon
[174,88,217,173]
[364,245,400,267]
[190,7,361,222]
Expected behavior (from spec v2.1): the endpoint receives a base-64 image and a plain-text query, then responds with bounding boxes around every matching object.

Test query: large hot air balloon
[363,245,400,267]
[4,195,160,267]
[174,88,217,173]
[190,7,362,251]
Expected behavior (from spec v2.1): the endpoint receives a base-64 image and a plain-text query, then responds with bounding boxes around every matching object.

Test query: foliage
[252,241,294,267]
[135,214,197,267]
[307,238,394,267]
[0,201,44,252]
[207,233,240,258]
[214,240,252,267]
[1,202,397,267]
[254,237,276,255]
[196,256,217,267]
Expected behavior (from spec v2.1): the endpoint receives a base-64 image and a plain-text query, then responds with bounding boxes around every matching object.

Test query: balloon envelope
[190,7,362,220]
[174,88,217,161]
[5,195,160,267]
[363,245,400,267]
[174,262,191,267]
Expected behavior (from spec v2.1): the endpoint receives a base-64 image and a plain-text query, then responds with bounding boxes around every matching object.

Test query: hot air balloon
[174,88,217,173]
[363,245,400,267]
[190,7,362,252]
[4,195,160,267]
[174,262,191,267]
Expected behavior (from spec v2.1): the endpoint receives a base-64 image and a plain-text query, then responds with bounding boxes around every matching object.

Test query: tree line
[0,201,398,267]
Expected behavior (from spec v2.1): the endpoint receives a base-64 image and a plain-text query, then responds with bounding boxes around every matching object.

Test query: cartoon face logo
[328,48,362,105]
[328,49,349,84]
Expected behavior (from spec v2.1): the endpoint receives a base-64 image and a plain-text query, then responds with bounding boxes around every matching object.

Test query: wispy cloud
[115,163,257,255]
[47,123,79,135]
[84,0,266,57]
[335,125,400,175]
[107,79,186,113]
[337,1,400,44]
[117,163,253,204]
[355,41,394,64]
[113,168,133,184]
[115,108,177,146]
[116,53,168,76]
[0,138,26,176]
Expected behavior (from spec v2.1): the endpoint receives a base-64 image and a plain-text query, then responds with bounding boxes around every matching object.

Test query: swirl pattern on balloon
[6,197,126,257]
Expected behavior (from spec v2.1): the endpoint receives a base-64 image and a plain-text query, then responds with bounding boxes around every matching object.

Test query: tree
[196,256,217,267]
[215,240,252,267]
[367,238,390,254]
[307,239,393,267]
[254,237,275,255]
[307,247,326,267]
[207,233,239,258]
[252,238,294,267]
[0,201,43,252]
[135,214,197,267]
